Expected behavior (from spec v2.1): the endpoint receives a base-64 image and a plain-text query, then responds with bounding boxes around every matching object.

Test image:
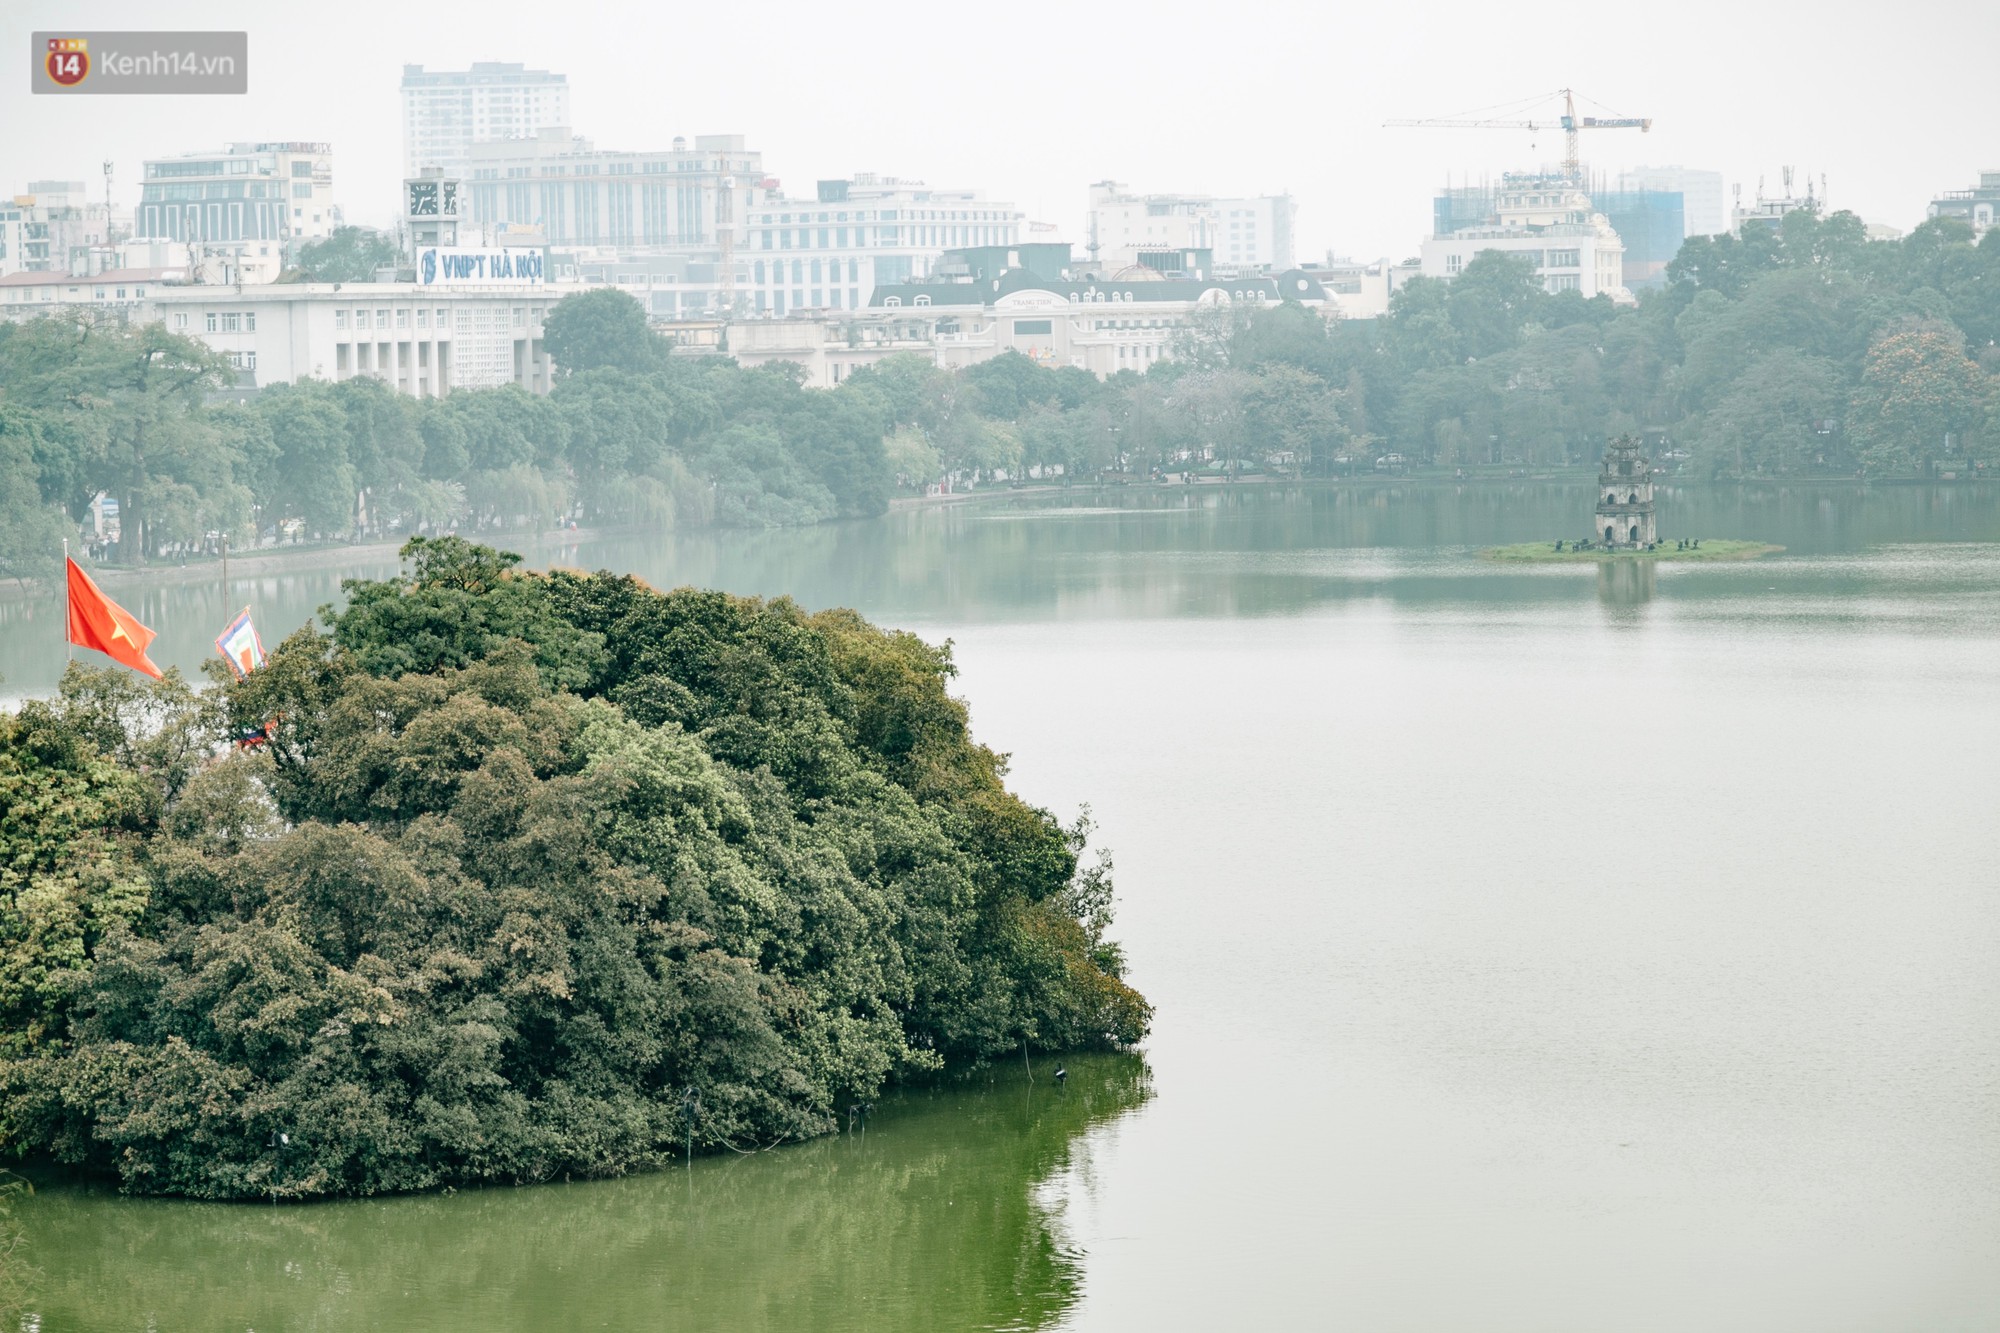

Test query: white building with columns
[146,282,554,396]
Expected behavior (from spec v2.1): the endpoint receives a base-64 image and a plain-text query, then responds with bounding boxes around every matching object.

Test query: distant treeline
[2,211,1994,581]
[0,293,902,582]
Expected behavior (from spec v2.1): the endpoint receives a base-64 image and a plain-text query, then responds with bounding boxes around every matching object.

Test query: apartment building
[402,62,571,177]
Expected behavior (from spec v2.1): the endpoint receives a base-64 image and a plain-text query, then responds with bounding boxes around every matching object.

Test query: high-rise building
[1591,189,1685,288]
[132,143,337,282]
[401,62,571,178]
[1615,166,1726,238]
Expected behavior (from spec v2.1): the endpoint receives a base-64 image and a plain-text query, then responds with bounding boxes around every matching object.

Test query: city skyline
[4,0,1995,265]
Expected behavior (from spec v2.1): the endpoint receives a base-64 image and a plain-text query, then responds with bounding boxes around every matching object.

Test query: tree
[542,289,662,376]
[258,384,355,537]
[0,406,69,583]
[287,227,401,284]
[1688,350,1845,477]
[1230,302,1339,380]
[1445,251,1546,360]
[1242,366,1347,478]
[1849,325,1990,472]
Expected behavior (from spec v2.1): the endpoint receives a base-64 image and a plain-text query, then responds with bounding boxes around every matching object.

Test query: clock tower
[404,167,460,255]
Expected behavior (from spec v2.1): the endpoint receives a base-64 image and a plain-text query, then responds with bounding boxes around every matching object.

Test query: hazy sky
[6,0,1996,261]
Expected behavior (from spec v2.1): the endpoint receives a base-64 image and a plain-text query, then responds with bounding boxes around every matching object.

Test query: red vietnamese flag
[66,558,163,678]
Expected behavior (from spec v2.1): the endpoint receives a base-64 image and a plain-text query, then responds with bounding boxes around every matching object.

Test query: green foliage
[1334,207,2000,474]
[1849,324,1990,471]
[0,405,70,584]
[287,227,401,284]
[542,288,664,376]
[0,541,1148,1198]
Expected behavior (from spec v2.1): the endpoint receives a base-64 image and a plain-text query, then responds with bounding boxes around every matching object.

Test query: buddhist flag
[214,607,267,679]
[66,558,163,678]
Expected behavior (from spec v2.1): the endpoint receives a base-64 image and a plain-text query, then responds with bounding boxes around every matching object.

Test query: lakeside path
[0,528,620,605]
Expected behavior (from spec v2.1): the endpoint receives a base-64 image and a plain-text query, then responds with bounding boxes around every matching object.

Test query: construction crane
[1385,88,1651,185]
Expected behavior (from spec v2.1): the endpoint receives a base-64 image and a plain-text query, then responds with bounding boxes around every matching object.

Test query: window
[335,309,347,329]
[397,308,409,329]
[243,312,256,332]
[293,184,313,199]
[376,309,390,329]
[1013,319,1052,335]
[175,312,189,330]
[436,309,449,328]
[94,287,106,299]
[205,312,219,332]
[417,308,428,329]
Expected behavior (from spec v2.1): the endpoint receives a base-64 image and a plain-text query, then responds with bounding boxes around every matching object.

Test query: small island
[1481,435,1782,564]
[1483,538,1784,563]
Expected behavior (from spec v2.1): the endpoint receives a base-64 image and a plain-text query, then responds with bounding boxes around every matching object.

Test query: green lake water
[5,480,2000,1330]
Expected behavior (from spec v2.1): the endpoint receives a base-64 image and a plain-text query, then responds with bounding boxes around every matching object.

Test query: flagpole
[221,532,228,615]
[62,537,71,662]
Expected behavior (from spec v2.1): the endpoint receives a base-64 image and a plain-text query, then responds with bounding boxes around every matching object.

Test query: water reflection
[15,1054,1150,1332]
[1596,559,1656,608]
[10,482,2000,699]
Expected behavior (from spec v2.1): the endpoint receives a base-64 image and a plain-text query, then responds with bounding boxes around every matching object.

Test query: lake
[7,480,2000,1330]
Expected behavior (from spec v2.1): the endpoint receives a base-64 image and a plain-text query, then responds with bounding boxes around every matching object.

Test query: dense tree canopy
[0,538,1148,1199]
